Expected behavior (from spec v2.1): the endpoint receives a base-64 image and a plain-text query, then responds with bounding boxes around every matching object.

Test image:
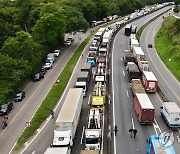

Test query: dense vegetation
[0,0,176,103]
[155,16,180,80]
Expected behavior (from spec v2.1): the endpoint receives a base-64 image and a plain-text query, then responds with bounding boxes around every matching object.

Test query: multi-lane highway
[111,5,177,154]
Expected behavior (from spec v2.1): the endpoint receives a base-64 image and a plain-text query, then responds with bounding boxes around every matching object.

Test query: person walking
[133,129,137,138]
[114,125,118,136]
[129,128,133,137]
[50,110,54,119]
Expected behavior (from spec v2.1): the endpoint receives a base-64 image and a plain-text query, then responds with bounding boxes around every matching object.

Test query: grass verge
[155,27,180,81]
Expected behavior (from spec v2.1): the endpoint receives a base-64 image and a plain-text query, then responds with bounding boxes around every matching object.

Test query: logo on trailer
[159,130,174,148]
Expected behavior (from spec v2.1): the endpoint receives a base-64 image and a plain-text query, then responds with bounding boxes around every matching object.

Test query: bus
[147,135,175,154]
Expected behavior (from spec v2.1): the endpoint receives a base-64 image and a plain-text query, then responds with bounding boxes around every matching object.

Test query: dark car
[148,44,153,48]
[14,91,25,102]
[0,102,13,115]
[39,67,47,75]
[33,72,44,82]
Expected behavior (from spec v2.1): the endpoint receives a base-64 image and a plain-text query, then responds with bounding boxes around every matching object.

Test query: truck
[102,31,112,44]
[75,72,90,97]
[126,62,140,81]
[131,79,145,96]
[81,150,100,154]
[161,102,180,128]
[94,31,103,42]
[133,93,155,124]
[99,48,107,56]
[123,50,135,66]
[51,88,83,150]
[132,46,145,62]
[147,135,175,154]
[81,63,92,77]
[142,71,158,92]
[125,24,132,36]
[85,109,102,150]
[87,52,96,67]
[130,39,139,50]
[137,57,149,72]
[47,53,56,63]
[44,147,70,154]
[131,25,137,34]
[54,50,61,57]
[89,46,98,55]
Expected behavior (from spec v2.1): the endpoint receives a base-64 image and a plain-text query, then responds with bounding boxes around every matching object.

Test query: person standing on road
[114,125,118,136]
[133,129,137,138]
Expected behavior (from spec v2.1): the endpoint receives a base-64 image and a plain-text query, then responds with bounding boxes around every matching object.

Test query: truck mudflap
[161,112,180,129]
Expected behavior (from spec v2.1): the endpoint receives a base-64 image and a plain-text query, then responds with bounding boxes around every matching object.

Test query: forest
[0,0,178,103]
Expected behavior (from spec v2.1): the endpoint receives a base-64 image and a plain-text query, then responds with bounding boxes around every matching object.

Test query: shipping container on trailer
[133,93,155,124]
[131,79,145,95]
[142,71,158,92]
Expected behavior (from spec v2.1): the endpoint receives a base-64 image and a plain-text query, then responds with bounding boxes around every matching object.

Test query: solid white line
[131,118,135,129]
[126,90,129,97]
[123,71,125,76]
[88,95,91,104]
[32,151,35,154]
[101,114,104,154]
[14,34,92,154]
[112,26,117,154]
[80,126,85,144]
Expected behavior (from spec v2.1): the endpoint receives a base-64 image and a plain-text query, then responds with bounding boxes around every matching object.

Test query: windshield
[88,58,94,61]
[99,51,106,54]
[86,138,99,144]
[92,105,103,108]
[76,85,85,89]
[1,105,7,109]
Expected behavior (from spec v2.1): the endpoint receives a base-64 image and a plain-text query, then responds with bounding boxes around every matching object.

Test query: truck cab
[75,82,87,97]
[87,53,96,67]
[91,96,105,112]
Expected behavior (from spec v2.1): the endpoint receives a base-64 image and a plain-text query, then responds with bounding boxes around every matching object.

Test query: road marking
[11,34,93,154]
[121,41,122,44]
[145,18,180,102]
[121,57,123,61]
[32,151,35,154]
[101,114,104,154]
[126,90,129,97]
[123,71,125,76]
[88,95,91,104]
[153,119,162,135]
[80,126,85,144]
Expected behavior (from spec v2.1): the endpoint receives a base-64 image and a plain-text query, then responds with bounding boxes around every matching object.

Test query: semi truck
[44,147,70,154]
[126,62,140,81]
[130,39,139,50]
[161,102,180,128]
[125,24,132,36]
[87,53,96,67]
[123,50,135,66]
[132,46,145,62]
[81,63,92,77]
[85,109,102,150]
[81,150,100,154]
[131,25,137,34]
[131,79,145,96]
[133,93,155,124]
[137,57,149,72]
[51,88,83,151]
[142,71,158,92]
[75,72,90,97]
[147,135,175,154]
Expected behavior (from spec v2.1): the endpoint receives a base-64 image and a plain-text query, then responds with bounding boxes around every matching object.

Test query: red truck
[142,71,158,92]
[133,93,155,124]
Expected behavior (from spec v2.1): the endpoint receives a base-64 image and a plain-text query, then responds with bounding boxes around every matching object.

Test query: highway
[141,12,180,152]
[111,5,175,154]
[0,31,89,154]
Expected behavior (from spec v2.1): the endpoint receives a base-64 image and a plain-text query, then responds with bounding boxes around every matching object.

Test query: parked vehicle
[47,53,56,63]
[64,40,71,46]
[54,50,61,57]
[14,91,25,102]
[32,72,44,82]
[51,88,83,152]
[142,71,158,92]
[0,102,13,115]
[161,102,180,128]
[67,37,74,42]
[133,93,155,124]
[39,67,47,75]
[147,135,175,154]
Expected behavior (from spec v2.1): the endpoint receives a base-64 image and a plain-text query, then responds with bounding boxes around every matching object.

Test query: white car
[43,62,53,69]
[64,41,71,46]
[54,50,60,57]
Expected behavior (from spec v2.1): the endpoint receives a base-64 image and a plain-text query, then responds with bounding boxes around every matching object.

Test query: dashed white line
[121,41,122,44]
[32,151,35,154]
[123,71,125,76]
[88,95,91,104]
[126,90,129,97]
[80,126,85,144]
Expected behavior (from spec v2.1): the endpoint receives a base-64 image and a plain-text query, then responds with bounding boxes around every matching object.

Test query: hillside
[155,16,180,80]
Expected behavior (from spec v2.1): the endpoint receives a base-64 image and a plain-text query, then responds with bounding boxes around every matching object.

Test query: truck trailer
[132,46,145,62]
[131,79,145,96]
[142,71,158,92]
[44,147,70,154]
[81,63,92,77]
[51,88,83,150]
[125,24,132,36]
[123,50,135,66]
[80,150,100,154]
[137,57,149,72]
[161,102,180,128]
[133,93,155,124]
[127,62,140,81]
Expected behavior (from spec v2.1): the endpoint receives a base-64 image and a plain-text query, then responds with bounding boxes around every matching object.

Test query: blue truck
[87,52,96,67]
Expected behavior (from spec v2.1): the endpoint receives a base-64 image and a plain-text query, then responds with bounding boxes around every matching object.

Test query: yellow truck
[91,96,105,112]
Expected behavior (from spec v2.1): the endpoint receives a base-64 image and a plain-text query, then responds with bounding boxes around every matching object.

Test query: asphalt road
[111,6,174,154]
[0,30,90,154]
[140,12,180,152]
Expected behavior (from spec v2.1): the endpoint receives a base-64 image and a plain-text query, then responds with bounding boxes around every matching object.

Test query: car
[54,50,61,57]
[0,101,13,115]
[32,72,44,82]
[14,91,25,102]
[43,62,53,69]
[67,37,74,42]
[148,44,153,48]
[39,67,47,75]
[64,41,71,47]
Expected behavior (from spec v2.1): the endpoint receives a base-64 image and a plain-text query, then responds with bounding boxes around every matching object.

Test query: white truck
[161,102,180,128]
[75,72,90,97]
[102,31,112,44]
[51,88,83,152]
[44,147,70,154]
[54,50,61,57]
[132,46,145,62]
[47,53,56,63]
[85,109,102,150]
[98,48,107,56]
[130,39,139,51]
